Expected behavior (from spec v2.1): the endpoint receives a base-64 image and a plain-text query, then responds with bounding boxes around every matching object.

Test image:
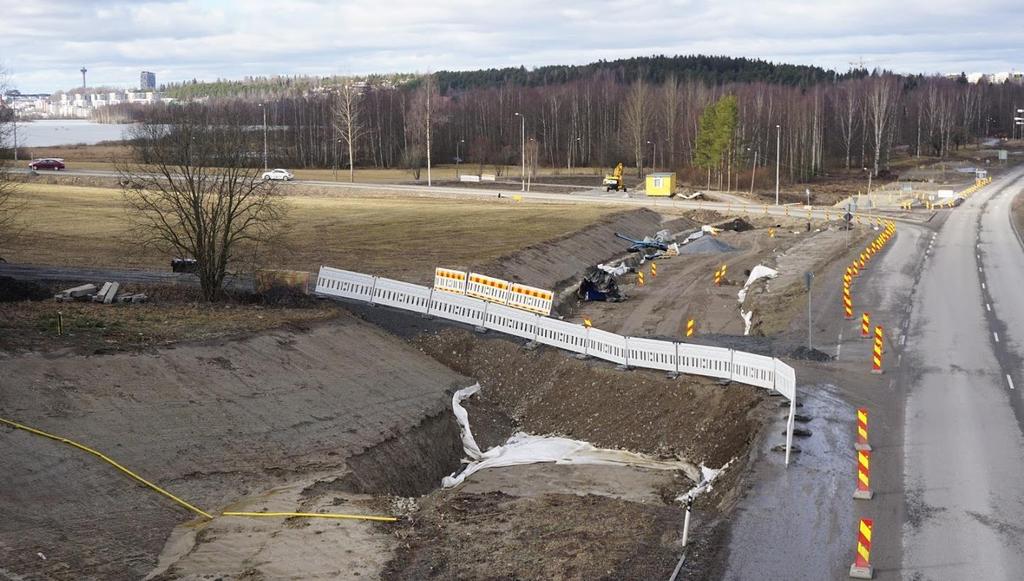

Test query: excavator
[603,163,627,192]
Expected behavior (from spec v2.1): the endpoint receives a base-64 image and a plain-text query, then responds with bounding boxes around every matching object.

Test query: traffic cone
[854,450,873,500]
[849,519,874,578]
[856,408,871,452]
[871,325,883,374]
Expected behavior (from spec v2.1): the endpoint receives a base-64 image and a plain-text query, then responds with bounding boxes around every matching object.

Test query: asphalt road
[900,168,1024,579]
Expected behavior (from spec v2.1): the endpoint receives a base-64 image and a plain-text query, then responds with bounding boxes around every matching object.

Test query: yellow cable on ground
[1,417,398,524]
[0,417,213,519]
[222,511,398,523]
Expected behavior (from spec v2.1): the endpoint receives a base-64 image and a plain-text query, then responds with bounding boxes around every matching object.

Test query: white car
[261,168,294,181]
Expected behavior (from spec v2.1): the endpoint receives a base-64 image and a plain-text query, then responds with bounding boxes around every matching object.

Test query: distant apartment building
[140,71,156,91]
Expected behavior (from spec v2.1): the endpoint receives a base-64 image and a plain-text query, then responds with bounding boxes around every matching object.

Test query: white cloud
[1,0,1022,92]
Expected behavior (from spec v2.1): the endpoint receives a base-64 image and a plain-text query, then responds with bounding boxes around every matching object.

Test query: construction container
[645,172,676,197]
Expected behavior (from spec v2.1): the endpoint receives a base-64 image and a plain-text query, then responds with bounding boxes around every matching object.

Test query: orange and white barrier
[686,319,695,338]
[507,282,554,316]
[854,450,873,500]
[849,519,874,579]
[434,267,468,295]
[466,272,511,304]
[856,408,871,451]
[871,325,884,374]
[860,312,870,338]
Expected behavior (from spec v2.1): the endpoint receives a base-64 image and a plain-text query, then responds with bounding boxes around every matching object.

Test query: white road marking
[900,335,906,346]
[982,283,987,290]
[1008,375,1016,391]
[897,354,903,366]
[994,332,1000,343]
[979,266,983,273]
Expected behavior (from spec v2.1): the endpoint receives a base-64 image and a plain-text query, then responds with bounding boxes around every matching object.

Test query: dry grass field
[1,183,617,281]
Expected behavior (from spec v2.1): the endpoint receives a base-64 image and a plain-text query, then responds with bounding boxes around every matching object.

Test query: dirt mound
[678,236,738,254]
[717,217,755,232]
[788,345,834,361]
[476,208,697,291]
[384,491,683,580]
[414,328,765,466]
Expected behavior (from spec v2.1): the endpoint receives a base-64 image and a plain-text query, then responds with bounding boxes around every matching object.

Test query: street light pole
[775,124,781,205]
[12,113,17,162]
[514,112,525,192]
[456,138,464,178]
[749,149,758,195]
[258,103,268,171]
[647,140,657,174]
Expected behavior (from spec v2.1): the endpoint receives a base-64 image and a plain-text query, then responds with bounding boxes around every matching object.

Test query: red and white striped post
[871,325,884,374]
[860,312,871,339]
[844,285,854,320]
[855,408,871,451]
[854,449,873,500]
[849,519,874,578]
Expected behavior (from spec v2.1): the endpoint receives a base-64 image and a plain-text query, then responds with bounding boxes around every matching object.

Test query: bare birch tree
[334,78,365,183]
[865,75,898,175]
[0,69,23,252]
[622,79,651,178]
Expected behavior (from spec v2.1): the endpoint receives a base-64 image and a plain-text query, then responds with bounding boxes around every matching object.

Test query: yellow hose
[222,511,398,523]
[1,417,398,524]
[0,416,213,519]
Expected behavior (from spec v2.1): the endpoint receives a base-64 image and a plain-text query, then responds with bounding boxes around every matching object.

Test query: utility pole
[514,112,525,192]
[455,138,464,178]
[749,149,758,195]
[775,124,781,205]
[647,140,657,175]
[80,67,87,89]
[258,103,268,171]
[12,113,17,162]
[805,272,814,351]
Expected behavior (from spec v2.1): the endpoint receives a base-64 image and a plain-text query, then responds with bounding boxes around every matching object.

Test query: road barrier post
[844,267,853,287]
[851,261,860,277]
[713,267,722,286]
[871,326,883,373]
[861,313,870,339]
[849,519,874,579]
[769,227,776,238]
[583,317,592,328]
[854,450,873,500]
[686,319,695,338]
[844,285,854,320]
[651,262,657,278]
[856,408,871,452]
[638,271,645,287]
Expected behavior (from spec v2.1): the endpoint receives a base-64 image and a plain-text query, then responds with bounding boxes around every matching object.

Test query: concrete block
[94,282,112,302]
[849,564,873,579]
[102,282,119,304]
[64,284,97,298]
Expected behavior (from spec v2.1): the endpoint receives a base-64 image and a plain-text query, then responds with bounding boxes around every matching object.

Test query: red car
[28,158,65,170]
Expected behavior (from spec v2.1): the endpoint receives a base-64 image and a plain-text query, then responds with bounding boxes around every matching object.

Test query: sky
[1,0,1022,93]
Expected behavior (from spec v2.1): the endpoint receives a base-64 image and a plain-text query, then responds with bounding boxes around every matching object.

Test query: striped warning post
[860,313,870,338]
[721,264,728,279]
[768,227,775,238]
[686,319,695,338]
[849,519,874,578]
[843,285,854,320]
[583,317,593,328]
[785,206,790,217]
[637,271,645,287]
[871,325,884,374]
[844,267,853,287]
[713,267,722,286]
[856,408,871,452]
[854,450,873,500]
[851,261,860,277]
[650,262,657,278]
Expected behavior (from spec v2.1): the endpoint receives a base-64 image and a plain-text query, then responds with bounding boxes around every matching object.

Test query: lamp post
[863,166,872,195]
[258,103,268,171]
[514,112,525,192]
[647,140,657,175]
[11,112,17,162]
[568,136,580,175]
[456,138,465,178]
[774,124,781,206]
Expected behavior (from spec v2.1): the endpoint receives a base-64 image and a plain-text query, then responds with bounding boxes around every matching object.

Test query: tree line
[125,61,1024,186]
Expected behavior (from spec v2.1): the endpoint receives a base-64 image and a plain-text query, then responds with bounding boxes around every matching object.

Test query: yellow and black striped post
[871,325,884,374]
[686,319,695,338]
[637,271,645,287]
[650,262,657,278]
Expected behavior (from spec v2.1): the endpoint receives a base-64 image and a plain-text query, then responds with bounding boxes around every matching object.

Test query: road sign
[844,212,854,223]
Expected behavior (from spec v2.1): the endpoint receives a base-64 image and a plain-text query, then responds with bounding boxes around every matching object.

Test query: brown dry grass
[1,183,617,282]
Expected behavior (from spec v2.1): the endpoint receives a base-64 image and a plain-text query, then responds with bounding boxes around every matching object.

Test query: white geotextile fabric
[442,385,692,488]
[737,264,779,304]
[597,262,630,277]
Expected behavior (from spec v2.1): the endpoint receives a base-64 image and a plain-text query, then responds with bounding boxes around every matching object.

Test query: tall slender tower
[80,67,87,89]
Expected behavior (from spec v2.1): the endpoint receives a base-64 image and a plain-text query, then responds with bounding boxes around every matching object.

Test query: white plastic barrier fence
[428,289,488,327]
[483,303,541,341]
[731,351,777,391]
[507,282,554,316]
[315,265,799,465]
[466,272,511,305]
[372,277,433,314]
[434,268,468,295]
[535,317,589,356]
[627,337,678,373]
[316,267,376,302]
[586,327,629,366]
[459,174,481,182]
[678,343,733,381]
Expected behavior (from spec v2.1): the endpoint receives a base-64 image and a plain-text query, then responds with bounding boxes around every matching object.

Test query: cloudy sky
[1,0,1022,93]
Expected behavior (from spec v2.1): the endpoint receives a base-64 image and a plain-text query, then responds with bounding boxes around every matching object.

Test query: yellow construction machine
[603,163,627,192]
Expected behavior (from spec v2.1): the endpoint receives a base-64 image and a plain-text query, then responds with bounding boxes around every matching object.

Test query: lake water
[13,120,137,147]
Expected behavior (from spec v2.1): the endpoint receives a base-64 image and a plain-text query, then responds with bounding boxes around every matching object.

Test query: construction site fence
[316,266,797,402]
